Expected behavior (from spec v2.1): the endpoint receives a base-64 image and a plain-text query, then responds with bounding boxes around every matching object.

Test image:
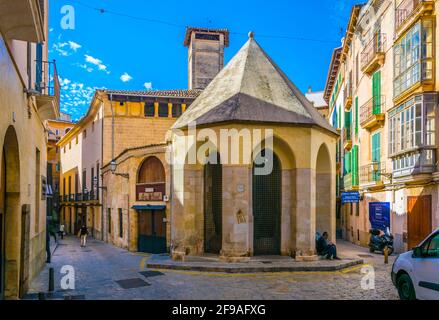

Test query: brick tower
[184,27,230,90]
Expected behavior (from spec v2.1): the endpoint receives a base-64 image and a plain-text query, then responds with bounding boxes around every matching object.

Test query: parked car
[391,228,439,300]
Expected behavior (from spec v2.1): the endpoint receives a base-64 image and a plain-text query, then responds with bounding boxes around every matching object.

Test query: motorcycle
[369,228,394,255]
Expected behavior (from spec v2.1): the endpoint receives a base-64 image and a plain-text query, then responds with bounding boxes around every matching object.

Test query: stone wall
[0,35,47,299]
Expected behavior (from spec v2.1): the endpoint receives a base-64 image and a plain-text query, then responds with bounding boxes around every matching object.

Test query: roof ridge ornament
[248,31,254,39]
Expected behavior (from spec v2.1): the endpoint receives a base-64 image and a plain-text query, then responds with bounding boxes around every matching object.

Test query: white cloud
[84,54,102,66]
[83,55,110,74]
[144,82,153,90]
[53,41,81,56]
[53,42,69,56]
[59,79,102,120]
[120,72,133,82]
[68,41,82,51]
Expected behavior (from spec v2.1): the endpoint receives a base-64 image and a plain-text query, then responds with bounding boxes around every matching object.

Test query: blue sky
[49,0,361,120]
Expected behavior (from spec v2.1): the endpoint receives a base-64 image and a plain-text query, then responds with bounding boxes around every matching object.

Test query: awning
[132,205,166,211]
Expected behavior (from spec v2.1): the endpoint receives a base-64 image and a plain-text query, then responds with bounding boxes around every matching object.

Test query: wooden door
[138,210,166,254]
[408,196,432,249]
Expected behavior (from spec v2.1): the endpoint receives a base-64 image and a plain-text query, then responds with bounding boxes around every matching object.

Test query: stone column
[294,168,317,261]
[221,165,250,260]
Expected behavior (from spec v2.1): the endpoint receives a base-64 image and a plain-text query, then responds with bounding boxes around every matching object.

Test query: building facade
[0,0,59,299]
[325,0,439,253]
[46,116,74,233]
[100,90,199,252]
[58,96,104,238]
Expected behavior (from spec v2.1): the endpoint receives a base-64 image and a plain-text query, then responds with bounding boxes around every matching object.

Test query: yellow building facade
[325,0,439,253]
[0,0,59,299]
[59,90,200,251]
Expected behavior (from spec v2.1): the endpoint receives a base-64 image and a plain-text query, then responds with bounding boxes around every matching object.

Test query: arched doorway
[204,152,222,254]
[253,149,281,255]
[136,156,167,254]
[316,144,332,237]
[1,126,21,299]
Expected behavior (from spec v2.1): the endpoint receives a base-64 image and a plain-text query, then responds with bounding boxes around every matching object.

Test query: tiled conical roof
[173,36,337,134]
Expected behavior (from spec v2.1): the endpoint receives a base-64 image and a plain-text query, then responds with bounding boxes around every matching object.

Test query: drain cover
[139,271,165,278]
[116,278,150,289]
[358,254,374,258]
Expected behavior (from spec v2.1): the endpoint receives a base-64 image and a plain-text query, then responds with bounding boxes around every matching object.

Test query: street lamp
[109,160,129,179]
[110,161,117,174]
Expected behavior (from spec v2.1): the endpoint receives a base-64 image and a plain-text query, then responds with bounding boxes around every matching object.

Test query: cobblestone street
[25,236,399,300]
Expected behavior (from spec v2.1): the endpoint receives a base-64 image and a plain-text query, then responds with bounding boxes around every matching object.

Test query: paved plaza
[25,236,399,300]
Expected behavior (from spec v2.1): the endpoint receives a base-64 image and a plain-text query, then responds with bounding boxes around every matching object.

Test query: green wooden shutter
[372,71,381,114]
[372,132,381,162]
[345,151,351,174]
[355,97,359,136]
[371,132,381,181]
[352,145,358,186]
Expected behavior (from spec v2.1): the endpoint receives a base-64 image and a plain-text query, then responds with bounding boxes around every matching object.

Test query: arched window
[137,157,165,184]
[137,157,166,202]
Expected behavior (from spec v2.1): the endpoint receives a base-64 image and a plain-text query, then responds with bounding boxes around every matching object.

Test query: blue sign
[369,202,391,231]
[341,192,360,204]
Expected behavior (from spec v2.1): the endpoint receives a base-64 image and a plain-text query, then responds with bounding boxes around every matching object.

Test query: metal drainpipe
[101,100,105,241]
[169,140,174,253]
[110,93,115,161]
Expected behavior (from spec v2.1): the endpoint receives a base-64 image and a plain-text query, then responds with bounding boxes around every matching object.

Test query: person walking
[59,224,65,240]
[78,225,89,247]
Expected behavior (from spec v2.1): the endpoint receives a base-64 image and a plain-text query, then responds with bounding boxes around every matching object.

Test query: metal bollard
[49,267,55,292]
[384,247,389,264]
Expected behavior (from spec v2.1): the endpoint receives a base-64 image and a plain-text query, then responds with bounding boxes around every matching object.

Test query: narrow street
[25,236,399,300]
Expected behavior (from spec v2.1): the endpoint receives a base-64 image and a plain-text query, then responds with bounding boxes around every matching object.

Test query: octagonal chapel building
[169,34,338,260]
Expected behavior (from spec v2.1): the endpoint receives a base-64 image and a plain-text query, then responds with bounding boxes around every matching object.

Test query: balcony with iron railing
[361,34,387,75]
[360,96,385,130]
[343,83,353,111]
[360,162,387,189]
[395,0,434,35]
[343,172,360,191]
[34,60,60,120]
[343,127,352,151]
